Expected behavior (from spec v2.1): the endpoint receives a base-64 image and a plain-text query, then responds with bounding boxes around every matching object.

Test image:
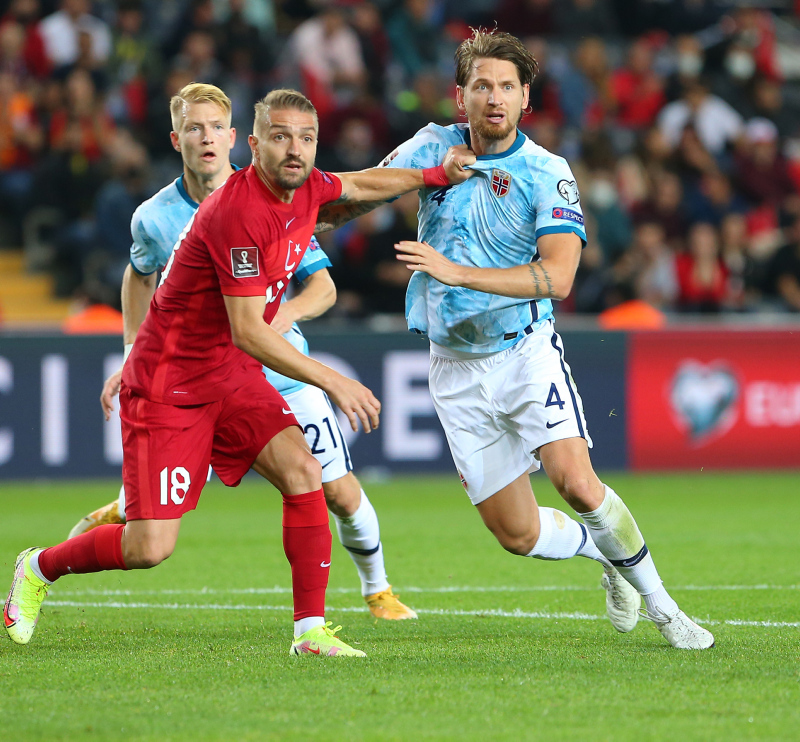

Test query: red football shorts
[120,374,299,520]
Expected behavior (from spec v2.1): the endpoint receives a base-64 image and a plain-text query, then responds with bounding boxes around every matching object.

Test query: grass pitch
[1,472,798,741]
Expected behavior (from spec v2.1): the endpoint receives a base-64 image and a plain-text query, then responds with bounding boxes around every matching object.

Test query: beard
[270,158,312,191]
[470,109,522,142]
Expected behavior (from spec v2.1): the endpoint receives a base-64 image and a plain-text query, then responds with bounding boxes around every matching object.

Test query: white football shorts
[283,384,353,483]
[429,320,592,505]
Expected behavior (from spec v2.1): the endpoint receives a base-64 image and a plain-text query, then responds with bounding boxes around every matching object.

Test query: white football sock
[332,490,389,596]
[29,550,53,585]
[643,585,679,616]
[117,484,126,521]
[294,616,325,637]
[527,507,610,565]
[581,485,678,613]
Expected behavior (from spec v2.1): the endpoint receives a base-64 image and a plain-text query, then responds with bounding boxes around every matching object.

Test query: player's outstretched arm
[225,294,381,432]
[315,200,386,233]
[100,265,158,420]
[394,232,583,300]
[332,144,475,206]
[271,268,336,335]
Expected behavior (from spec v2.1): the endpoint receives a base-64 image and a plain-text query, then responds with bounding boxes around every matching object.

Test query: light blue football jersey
[128,172,331,395]
[382,123,586,353]
[130,175,199,275]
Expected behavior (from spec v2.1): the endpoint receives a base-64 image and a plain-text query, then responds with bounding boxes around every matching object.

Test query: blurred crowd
[3,0,800,319]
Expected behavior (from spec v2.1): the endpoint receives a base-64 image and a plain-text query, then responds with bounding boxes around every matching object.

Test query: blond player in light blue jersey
[318,29,713,649]
[74,82,416,621]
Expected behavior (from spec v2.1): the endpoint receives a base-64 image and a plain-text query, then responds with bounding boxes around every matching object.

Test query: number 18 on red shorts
[120,375,299,520]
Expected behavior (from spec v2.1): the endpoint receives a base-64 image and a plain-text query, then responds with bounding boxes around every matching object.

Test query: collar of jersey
[177,164,241,208]
[247,165,294,210]
[176,175,198,207]
[463,128,526,160]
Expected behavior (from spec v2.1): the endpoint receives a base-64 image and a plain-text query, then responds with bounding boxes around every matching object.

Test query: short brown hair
[454,28,538,89]
[170,82,232,131]
[253,89,318,136]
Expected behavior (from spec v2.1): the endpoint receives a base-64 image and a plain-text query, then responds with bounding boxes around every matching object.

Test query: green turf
[1,472,798,741]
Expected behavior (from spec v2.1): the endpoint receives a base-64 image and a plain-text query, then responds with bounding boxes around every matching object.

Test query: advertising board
[628,330,800,470]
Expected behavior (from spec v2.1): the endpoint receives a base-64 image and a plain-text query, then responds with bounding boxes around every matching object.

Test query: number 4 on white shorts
[546,382,565,410]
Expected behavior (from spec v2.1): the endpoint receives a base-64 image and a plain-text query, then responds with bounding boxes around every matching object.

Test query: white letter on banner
[103,354,124,464]
[745,382,769,427]
[310,352,360,447]
[0,357,13,465]
[383,351,442,460]
[42,354,68,465]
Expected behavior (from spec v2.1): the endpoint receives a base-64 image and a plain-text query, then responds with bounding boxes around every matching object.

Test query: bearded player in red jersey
[5,89,476,656]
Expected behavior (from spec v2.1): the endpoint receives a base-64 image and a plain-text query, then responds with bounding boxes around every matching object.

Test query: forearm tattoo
[315,200,385,233]
[528,263,555,297]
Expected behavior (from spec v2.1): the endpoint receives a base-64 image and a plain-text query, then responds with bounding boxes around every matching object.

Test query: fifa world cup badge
[230,247,260,278]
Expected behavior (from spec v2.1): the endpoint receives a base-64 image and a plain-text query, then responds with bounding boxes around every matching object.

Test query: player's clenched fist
[324,376,381,434]
[442,144,476,184]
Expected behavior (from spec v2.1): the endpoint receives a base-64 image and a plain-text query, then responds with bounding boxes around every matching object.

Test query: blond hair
[253,89,317,136]
[170,82,232,132]
[454,28,538,89]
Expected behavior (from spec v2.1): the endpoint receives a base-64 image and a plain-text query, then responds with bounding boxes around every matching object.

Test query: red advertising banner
[628,330,800,470]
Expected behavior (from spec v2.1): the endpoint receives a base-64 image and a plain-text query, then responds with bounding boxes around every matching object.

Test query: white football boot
[641,607,715,649]
[601,566,641,633]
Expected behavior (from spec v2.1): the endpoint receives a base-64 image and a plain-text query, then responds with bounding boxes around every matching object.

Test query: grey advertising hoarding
[0,329,627,480]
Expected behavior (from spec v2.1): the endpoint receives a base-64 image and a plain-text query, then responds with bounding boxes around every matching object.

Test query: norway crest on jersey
[490,169,512,198]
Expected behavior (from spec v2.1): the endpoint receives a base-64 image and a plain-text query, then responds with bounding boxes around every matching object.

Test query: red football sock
[38,524,127,582]
[282,489,331,621]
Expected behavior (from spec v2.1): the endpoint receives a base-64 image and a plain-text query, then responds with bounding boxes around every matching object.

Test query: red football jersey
[123,165,342,405]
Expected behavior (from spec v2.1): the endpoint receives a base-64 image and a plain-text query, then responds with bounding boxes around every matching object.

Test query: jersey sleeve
[311,168,342,206]
[130,206,164,275]
[294,236,332,283]
[205,206,270,298]
[378,123,450,171]
[533,157,587,246]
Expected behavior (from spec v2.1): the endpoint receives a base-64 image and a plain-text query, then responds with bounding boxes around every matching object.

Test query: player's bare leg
[252,427,364,656]
[120,519,181,568]
[539,437,714,649]
[324,472,416,620]
[475,470,641,633]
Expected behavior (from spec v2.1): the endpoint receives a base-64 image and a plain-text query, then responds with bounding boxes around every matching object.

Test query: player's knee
[489,523,539,556]
[297,452,322,487]
[322,475,360,518]
[498,533,538,556]
[558,475,599,511]
[323,488,348,517]
[134,551,169,569]
[281,449,322,494]
[124,539,175,569]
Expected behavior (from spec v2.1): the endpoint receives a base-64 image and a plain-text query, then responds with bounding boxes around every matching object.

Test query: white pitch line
[50,584,800,598]
[45,600,800,629]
